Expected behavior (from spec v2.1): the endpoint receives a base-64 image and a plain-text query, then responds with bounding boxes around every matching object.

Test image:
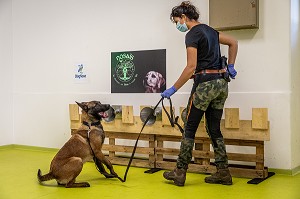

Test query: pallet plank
[252,108,268,130]
[69,104,79,120]
[225,108,240,129]
[108,156,151,168]
[103,144,154,155]
[122,106,134,124]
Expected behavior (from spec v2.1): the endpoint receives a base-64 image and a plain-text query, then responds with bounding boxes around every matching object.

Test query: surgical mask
[176,21,188,32]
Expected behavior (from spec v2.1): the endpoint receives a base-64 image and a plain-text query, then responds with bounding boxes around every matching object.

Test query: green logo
[113,53,137,86]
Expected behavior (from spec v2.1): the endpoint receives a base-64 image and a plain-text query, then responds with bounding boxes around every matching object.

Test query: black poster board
[111,49,166,93]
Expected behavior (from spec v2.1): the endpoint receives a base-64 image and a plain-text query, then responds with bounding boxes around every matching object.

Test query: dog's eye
[151,74,156,78]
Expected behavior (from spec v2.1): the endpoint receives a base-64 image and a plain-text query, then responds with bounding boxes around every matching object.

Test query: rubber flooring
[0,146,299,199]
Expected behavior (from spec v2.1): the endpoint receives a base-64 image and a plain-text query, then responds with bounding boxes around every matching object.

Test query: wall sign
[111,49,166,93]
[74,63,88,83]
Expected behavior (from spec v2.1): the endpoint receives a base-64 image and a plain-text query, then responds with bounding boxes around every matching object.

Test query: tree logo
[113,53,137,86]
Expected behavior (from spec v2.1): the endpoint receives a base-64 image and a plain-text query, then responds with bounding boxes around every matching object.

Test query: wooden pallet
[69,104,270,179]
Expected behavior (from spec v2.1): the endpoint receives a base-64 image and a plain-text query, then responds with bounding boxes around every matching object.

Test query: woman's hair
[170,1,200,22]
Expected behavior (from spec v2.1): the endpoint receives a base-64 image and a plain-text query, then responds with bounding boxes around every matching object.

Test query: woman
[161,1,238,186]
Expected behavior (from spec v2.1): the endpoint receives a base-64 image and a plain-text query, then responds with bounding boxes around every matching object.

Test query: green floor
[0,146,299,199]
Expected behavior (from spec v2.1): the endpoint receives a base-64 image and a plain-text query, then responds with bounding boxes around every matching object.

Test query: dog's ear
[157,74,165,89]
[76,101,88,112]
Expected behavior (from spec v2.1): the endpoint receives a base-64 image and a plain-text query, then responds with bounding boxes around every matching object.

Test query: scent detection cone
[140,107,162,125]
[154,107,162,121]
[103,105,122,122]
[181,108,187,124]
[140,107,156,125]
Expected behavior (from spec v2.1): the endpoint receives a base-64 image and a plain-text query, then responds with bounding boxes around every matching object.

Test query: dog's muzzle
[98,112,108,118]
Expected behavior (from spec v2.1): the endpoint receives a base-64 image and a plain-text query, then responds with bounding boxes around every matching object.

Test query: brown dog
[37,101,119,188]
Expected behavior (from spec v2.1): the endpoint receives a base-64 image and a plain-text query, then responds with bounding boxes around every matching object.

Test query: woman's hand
[227,64,237,79]
[161,86,177,98]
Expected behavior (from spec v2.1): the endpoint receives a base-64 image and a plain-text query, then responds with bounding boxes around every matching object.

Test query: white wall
[11,0,208,147]
[220,0,292,170]
[0,0,13,145]
[9,0,298,170]
[291,0,300,172]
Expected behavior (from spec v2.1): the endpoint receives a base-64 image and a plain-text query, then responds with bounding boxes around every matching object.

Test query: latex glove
[161,86,177,99]
[227,64,237,79]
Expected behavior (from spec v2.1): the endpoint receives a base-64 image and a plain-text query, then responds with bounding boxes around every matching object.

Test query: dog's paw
[104,173,115,178]
[83,182,90,187]
[65,182,90,188]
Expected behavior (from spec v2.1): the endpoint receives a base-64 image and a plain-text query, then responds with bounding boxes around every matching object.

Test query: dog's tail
[37,169,54,183]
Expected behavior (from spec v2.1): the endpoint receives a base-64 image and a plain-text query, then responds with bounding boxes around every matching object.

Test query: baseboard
[292,165,300,175]
[267,166,300,176]
[0,144,58,152]
[1,144,300,176]
[0,144,15,150]
[268,168,292,175]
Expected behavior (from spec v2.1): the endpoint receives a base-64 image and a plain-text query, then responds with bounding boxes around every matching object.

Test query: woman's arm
[219,32,238,65]
[173,47,197,90]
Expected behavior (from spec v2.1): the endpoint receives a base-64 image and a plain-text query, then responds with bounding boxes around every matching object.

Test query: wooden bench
[69,104,270,179]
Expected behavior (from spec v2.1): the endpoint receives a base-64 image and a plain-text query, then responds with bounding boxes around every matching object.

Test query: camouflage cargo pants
[177,78,229,169]
[193,78,228,111]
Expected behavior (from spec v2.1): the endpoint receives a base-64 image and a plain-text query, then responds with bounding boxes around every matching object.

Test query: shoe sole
[163,173,185,186]
[174,179,185,186]
[163,173,174,181]
[205,179,233,185]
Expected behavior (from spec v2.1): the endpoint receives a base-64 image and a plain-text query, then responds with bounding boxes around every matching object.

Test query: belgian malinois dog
[37,101,119,188]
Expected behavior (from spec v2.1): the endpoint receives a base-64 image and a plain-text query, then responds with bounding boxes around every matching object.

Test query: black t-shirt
[185,24,221,72]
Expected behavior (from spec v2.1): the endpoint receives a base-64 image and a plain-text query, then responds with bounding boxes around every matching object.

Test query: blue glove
[161,86,177,99]
[227,64,237,79]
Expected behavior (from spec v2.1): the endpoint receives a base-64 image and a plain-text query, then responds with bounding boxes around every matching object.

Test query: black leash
[120,97,184,182]
[161,98,185,134]
[85,97,184,183]
[122,97,162,182]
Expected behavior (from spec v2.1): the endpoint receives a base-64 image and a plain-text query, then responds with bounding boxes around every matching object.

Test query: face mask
[176,21,188,32]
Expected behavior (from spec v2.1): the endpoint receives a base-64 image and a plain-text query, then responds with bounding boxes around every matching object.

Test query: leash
[120,97,184,182]
[85,97,184,183]
[161,98,184,134]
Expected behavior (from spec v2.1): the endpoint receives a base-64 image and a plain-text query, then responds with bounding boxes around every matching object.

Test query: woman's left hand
[228,64,237,79]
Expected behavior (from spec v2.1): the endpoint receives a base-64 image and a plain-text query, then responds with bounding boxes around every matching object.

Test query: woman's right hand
[161,86,177,99]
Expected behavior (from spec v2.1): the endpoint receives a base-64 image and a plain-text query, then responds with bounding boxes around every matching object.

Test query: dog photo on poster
[111,49,166,93]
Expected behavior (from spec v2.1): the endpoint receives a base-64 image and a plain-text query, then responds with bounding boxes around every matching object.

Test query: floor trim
[1,144,299,176]
[292,165,300,175]
[0,144,58,152]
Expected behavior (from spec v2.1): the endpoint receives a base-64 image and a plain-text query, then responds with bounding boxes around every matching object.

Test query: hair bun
[170,1,199,22]
[180,1,191,7]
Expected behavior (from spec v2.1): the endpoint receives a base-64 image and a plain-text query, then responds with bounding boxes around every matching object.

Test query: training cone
[140,107,156,125]
[103,105,122,122]
[181,108,187,124]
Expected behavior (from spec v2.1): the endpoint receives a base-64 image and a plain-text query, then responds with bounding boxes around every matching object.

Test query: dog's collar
[83,121,101,128]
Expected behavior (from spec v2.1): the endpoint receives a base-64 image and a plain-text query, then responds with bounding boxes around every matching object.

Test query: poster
[74,63,89,83]
[111,49,166,93]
